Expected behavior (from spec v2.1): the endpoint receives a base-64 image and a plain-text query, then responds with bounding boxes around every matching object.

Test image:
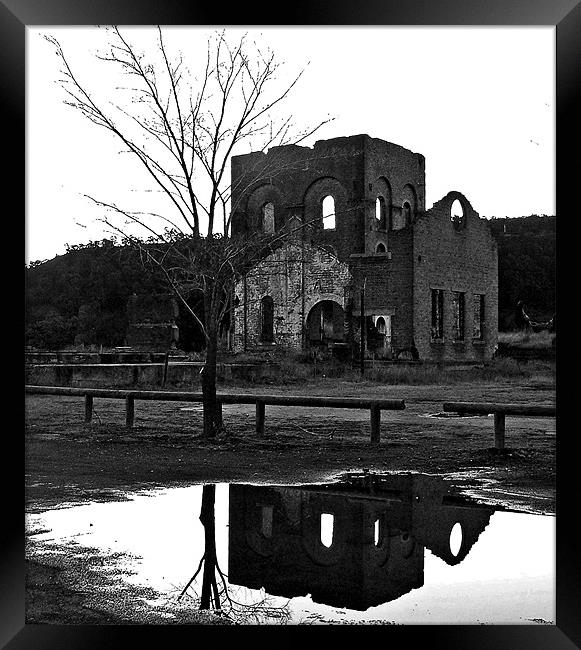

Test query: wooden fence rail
[443,401,556,450]
[25,385,405,443]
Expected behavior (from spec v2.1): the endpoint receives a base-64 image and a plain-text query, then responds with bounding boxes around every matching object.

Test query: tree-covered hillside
[25,240,165,349]
[488,215,555,329]
[25,215,556,349]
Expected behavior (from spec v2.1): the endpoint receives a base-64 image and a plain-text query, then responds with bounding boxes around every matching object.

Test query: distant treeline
[25,240,165,350]
[488,214,555,329]
[25,214,556,349]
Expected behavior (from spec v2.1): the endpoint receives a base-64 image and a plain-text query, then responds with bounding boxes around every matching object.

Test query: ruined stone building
[230,134,498,362]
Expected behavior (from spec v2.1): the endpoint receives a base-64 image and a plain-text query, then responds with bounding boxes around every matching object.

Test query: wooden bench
[442,401,556,449]
[25,385,405,443]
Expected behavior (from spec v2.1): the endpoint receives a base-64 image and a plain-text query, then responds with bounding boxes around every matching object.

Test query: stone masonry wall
[233,243,351,352]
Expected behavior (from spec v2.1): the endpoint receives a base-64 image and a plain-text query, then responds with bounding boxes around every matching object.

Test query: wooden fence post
[126,395,135,428]
[256,400,265,435]
[84,395,93,424]
[162,351,170,387]
[370,404,381,443]
[494,412,505,449]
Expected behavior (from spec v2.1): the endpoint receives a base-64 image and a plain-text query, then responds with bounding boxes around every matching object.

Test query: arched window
[402,201,411,226]
[262,202,275,234]
[287,214,302,232]
[376,242,386,254]
[450,199,465,230]
[260,295,274,342]
[320,513,334,548]
[322,195,335,230]
[449,522,463,556]
[261,505,273,538]
[376,196,387,230]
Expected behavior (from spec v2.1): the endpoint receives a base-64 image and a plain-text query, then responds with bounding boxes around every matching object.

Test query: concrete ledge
[24,362,279,389]
[24,351,170,364]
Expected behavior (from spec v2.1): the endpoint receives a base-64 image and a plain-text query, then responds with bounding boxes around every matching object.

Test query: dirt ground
[24,372,556,624]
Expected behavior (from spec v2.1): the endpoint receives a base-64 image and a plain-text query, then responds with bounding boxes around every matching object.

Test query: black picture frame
[10,1,577,647]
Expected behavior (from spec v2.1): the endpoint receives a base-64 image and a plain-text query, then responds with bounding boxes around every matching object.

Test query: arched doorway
[376,316,386,337]
[306,300,344,348]
[367,315,392,357]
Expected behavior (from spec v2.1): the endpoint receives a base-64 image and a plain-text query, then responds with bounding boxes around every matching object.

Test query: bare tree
[45,26,331,437]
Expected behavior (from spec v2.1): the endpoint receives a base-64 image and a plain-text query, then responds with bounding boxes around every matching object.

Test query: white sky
[26,26,555,263]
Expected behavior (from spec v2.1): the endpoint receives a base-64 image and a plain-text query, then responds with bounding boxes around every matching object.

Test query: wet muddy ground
[25,375,556,624]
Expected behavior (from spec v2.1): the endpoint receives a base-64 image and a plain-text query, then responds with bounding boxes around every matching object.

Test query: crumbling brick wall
[364,138,425,256]
[231,137,365,261]
[231,134,425,264]
[348,226,414,356]
[412,192,498,361]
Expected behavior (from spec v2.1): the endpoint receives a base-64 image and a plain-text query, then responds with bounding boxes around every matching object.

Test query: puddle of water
[420,412,492,419]
[180,405,248,412]
[26,473,555,625]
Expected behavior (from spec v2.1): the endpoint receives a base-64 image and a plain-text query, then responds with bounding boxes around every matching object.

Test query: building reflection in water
[227,473,495,611]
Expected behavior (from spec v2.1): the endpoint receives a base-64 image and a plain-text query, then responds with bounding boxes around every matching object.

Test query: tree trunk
[202,278,222,438]
[201,332,220,438]
[199,484,218,610]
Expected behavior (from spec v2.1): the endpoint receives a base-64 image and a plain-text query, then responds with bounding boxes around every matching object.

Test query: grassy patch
[498,330,556,349]
[219,355,549,387]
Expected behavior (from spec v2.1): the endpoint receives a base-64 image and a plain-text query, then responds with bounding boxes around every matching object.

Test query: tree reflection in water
[178,484,291,624]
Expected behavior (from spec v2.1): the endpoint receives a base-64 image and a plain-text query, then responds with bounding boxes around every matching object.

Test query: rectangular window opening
[473,294,485,340]
[452,292,465,341]
[431,289,444,341]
